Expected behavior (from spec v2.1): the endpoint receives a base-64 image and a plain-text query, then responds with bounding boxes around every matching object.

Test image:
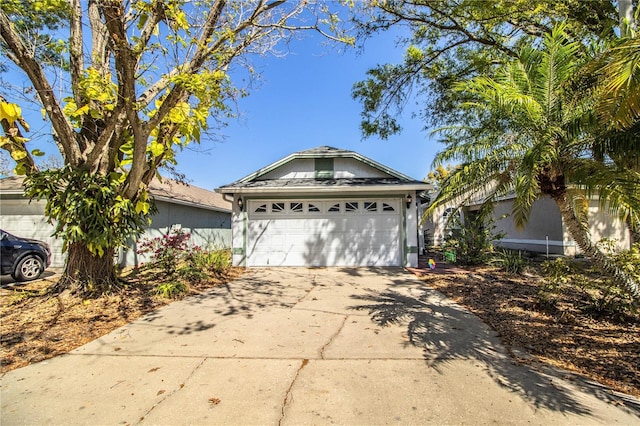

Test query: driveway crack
[320,315,348,359]
[278,358,309,426]
[293,274,318,307]
[136,357,207,425]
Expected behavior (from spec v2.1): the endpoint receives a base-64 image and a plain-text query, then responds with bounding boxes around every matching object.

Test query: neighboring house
[422,193,632,256]
[216,146,430,268]
[0,176,231,268]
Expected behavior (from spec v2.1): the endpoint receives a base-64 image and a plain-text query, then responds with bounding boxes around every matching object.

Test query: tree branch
[0,9,80,164]
[100,1,147,195]
[69,0,84,106]
[88,0,110,75]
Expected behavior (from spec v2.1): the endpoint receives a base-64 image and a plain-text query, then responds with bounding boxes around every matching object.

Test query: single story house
[0,176,231,268]
[216,146,430,268]
[421,193,632,256]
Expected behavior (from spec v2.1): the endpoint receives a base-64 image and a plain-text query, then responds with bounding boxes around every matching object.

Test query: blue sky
[176,29,438,189]
[4,25,439,190]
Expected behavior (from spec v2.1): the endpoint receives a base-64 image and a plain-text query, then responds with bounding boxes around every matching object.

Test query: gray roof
[226,177,425,190]
[0,175,231,213]
[149,179,230,212]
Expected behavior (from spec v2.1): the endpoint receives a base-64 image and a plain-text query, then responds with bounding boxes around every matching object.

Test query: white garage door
[246,199,402,267]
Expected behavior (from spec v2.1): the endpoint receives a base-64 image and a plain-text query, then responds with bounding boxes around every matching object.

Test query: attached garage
[246,198,401,266]
[217,146,429,268]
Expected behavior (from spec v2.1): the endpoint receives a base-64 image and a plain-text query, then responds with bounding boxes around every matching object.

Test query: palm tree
[592,37,640,131]
[429,26,640,302]
[581,6,640,243]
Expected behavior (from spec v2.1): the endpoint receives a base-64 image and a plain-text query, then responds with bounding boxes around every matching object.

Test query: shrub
[538,246,639,320]
[137,227,191,276]
[579,240,640,319]
[203,249,231,273]
[491,249,528,274]
[155,281,189,299]
[179,248,230,281]
[443,205,505,266]
[538,257,572,309]
[137,228,232,290]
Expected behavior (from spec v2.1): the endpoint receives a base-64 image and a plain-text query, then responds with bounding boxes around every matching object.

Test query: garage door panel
[246,199,402,267]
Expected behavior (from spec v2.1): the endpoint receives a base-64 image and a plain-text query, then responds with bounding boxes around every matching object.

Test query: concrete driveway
[1,267,638,425]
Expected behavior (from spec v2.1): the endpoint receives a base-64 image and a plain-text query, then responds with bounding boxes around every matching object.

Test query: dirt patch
[419,263,640,398]
[0,268,242,373]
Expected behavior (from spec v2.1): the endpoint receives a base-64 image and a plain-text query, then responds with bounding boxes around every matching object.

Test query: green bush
[491,249,528,274]
[580,240,640,319]
[538,245,639,319]
[538,257,575,309]
[155,281,189,299]
[138,229,232,290]
[443,205,505,266]
[179,248,230,282]
[204,249,231,273]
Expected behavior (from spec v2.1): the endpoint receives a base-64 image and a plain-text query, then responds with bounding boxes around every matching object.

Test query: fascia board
[231,152,299,184]
[218,184,430,195]
[0,189,26,195]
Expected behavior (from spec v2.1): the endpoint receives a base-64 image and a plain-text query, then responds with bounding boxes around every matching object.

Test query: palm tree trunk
[554,194,640,303]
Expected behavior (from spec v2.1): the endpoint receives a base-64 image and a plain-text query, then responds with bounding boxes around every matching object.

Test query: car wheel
[14,255,44,281]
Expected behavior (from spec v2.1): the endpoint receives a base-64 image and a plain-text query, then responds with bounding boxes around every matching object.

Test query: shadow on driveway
[350,282,638,417]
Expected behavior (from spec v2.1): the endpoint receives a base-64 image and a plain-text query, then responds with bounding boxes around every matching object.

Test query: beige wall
[493,196,630,255]
[422,194,631,256]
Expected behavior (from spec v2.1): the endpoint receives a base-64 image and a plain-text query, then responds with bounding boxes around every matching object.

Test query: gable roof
[231,146,416,183]
[217,146,429,194]
[0,175,231,213]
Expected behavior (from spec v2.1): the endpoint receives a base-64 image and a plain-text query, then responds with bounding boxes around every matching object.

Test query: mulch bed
[0,268,243,373]
[413,261,640,398]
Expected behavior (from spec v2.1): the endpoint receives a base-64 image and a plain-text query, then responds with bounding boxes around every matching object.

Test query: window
[290,202,303,213]
[254,204,267,213]
[328,203,340,212]
[308,203,321,212]
[364,202,377,212]
[382,203,395,212]
[315,158,334,179]
[345,202,359,212]
[272,202,285,213]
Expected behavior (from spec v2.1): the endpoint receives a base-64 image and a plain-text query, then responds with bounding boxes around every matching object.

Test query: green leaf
[168,102,190,124]
[135,201,150,215]
[149,141,164,157]
[10,150,27,161]
[14,163,27,175]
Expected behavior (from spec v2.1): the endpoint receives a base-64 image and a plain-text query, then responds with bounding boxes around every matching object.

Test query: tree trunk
[50,242,120,296]
[554,193,640,303]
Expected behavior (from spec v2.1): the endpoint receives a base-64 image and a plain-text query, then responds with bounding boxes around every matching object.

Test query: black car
[1,229,51,281]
